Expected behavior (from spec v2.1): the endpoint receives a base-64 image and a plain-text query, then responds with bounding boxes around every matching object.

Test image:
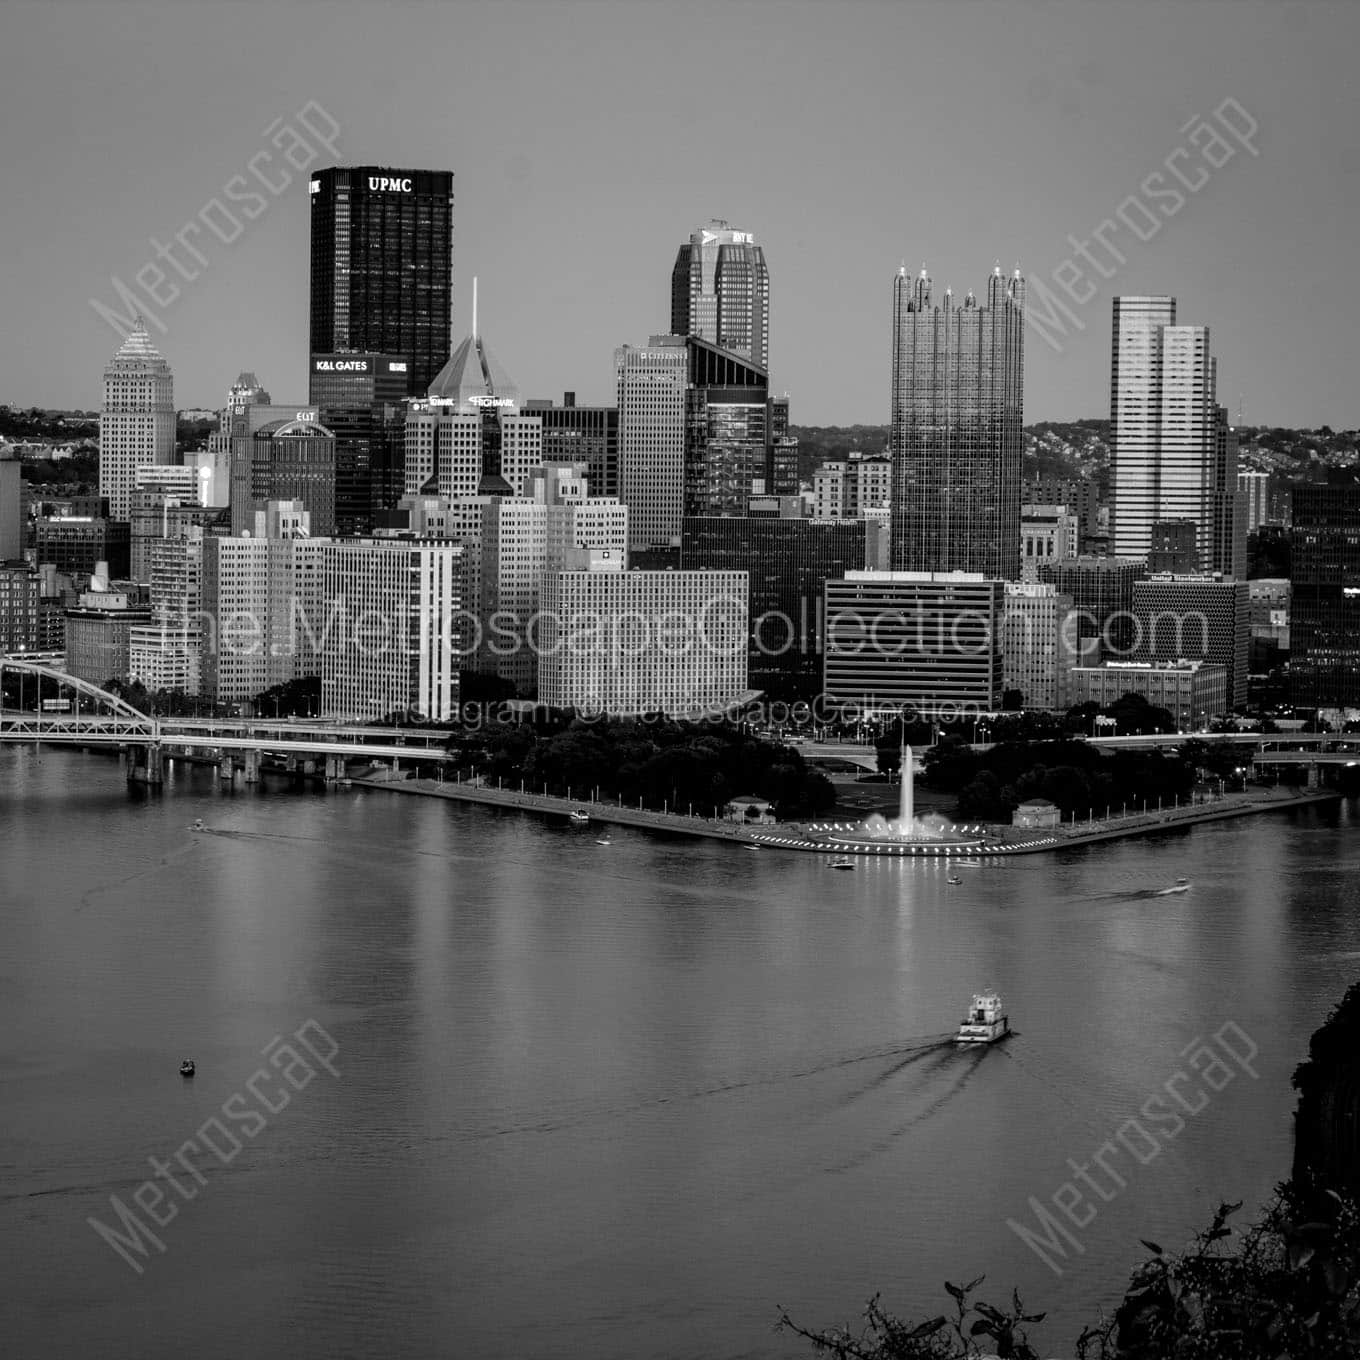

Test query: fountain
[813,734,990,856]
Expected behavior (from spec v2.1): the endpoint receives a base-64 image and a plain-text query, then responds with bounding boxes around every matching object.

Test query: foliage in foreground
[780,1190,1360,1358]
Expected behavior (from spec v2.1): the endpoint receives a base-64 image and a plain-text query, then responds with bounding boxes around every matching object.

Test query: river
[3,745,1358,1359]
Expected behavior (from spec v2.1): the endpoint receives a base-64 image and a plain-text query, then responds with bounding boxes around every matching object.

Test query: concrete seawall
[351,776,1342,856]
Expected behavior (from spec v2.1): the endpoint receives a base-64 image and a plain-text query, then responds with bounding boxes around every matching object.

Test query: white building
[1002,581,1078,712]
[617,337,687,551]
[320,538,466,722]
[99,320,175,519]
[200,502,323,703]
[479,464,629,694]
[129,527,204,694]
[812,453,892,518]
[537,563,748,717]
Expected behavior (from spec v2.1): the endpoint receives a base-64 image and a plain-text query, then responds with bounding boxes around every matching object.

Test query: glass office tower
[309,167,454,398]
[671,221,769,369]
[889,266,1025,579]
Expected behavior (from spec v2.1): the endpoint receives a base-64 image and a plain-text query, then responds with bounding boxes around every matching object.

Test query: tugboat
[954,993,1010,1045]
[828,856,856,871]
[946,874,963,885]
[568,809,590,825]
[179,1059,196,1078]
[1155,877,1192,896]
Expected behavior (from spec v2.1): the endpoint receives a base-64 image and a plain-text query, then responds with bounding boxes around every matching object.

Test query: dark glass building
[684,337,797,517]
[1036,555,1147,659]
[1290,483,1360,709]
[34,517,131,579]
[309,167,454,398]
[309,353,409,534]
[890,266,1025,578]
[523,394,619,498]
[681,513,866,701]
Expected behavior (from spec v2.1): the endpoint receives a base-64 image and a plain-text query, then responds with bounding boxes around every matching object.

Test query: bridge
[0,658,453,785]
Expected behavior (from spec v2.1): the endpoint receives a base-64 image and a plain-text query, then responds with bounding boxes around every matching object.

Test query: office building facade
[890,267,1025,578]
[823,571,1005,716]
[526,395,620,500]
[681,514,867,701]
[0,562,38,653]
[0,450,21,560]
[813,454,892,519]
[1290,484,1360,709]
[1036,555,1147,659]
[671,221,769,369]
[617,336,688,551]
[1130,574,1249,710]
[1109,296,1242,574]
[1020,504,1078,581]
[34,517,131,579]
[537,565,749,718]
[309,167,454,398]
[99,319,176,519]
[1069,659,1227,731]
[309,353,409,534]
[1002,582,1078,712]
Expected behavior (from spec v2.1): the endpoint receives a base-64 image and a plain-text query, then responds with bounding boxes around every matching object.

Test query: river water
[3,746,1359,1360]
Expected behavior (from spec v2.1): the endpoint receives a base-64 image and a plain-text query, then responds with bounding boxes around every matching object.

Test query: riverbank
[350,774,1342,856]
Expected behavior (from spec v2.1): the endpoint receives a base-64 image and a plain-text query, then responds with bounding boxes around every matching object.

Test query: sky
[1,0,1356,427]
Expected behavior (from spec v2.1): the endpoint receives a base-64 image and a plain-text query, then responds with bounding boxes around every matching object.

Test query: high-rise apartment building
[1290,483,1360,710]
[99,320,176,520]
[823,571,1005,715]
[1238,470,1272,533]
[671,221,769,369]
[129,527,204,695]
[201,502,323,704]
[617,336,688,551]
[309,167,454,398]
[0,563,38,653]
[537,562,749,718]
[319,538,466,722]
[890,266,1025,579]
[1109,296,1242,574]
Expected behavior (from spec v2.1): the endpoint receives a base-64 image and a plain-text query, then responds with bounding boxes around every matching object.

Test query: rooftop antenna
[472,276,478,343]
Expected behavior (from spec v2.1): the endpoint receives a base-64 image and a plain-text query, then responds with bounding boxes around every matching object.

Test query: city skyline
[2,2,1357,428]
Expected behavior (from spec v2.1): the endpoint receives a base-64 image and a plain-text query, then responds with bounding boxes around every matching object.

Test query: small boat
[829,857,856,871]
[743,843,763,852]
[1155,878,1192,896]
[955,993,1010,1045]
[179,1059,196,1078]
[190,819,206,832]
[595,837,611,846]
[946,875,963,885]
[568,809,590,825]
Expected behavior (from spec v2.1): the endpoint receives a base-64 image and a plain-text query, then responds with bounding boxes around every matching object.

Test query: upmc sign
[368,176,412,192]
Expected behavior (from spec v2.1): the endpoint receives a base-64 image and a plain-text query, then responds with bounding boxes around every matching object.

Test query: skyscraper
[1109,296,1242,573]
[309,167,455,398]
[671,221,769,369]
[616,336,688,552]
[99,319,175,520]
[890,266,1025,580]
[1290,483,1360,710]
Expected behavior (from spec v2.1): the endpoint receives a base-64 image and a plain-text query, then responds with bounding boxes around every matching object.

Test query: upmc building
[309,167,455,399]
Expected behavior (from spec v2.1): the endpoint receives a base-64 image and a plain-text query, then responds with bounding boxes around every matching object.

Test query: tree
[1001,688,1024,712]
